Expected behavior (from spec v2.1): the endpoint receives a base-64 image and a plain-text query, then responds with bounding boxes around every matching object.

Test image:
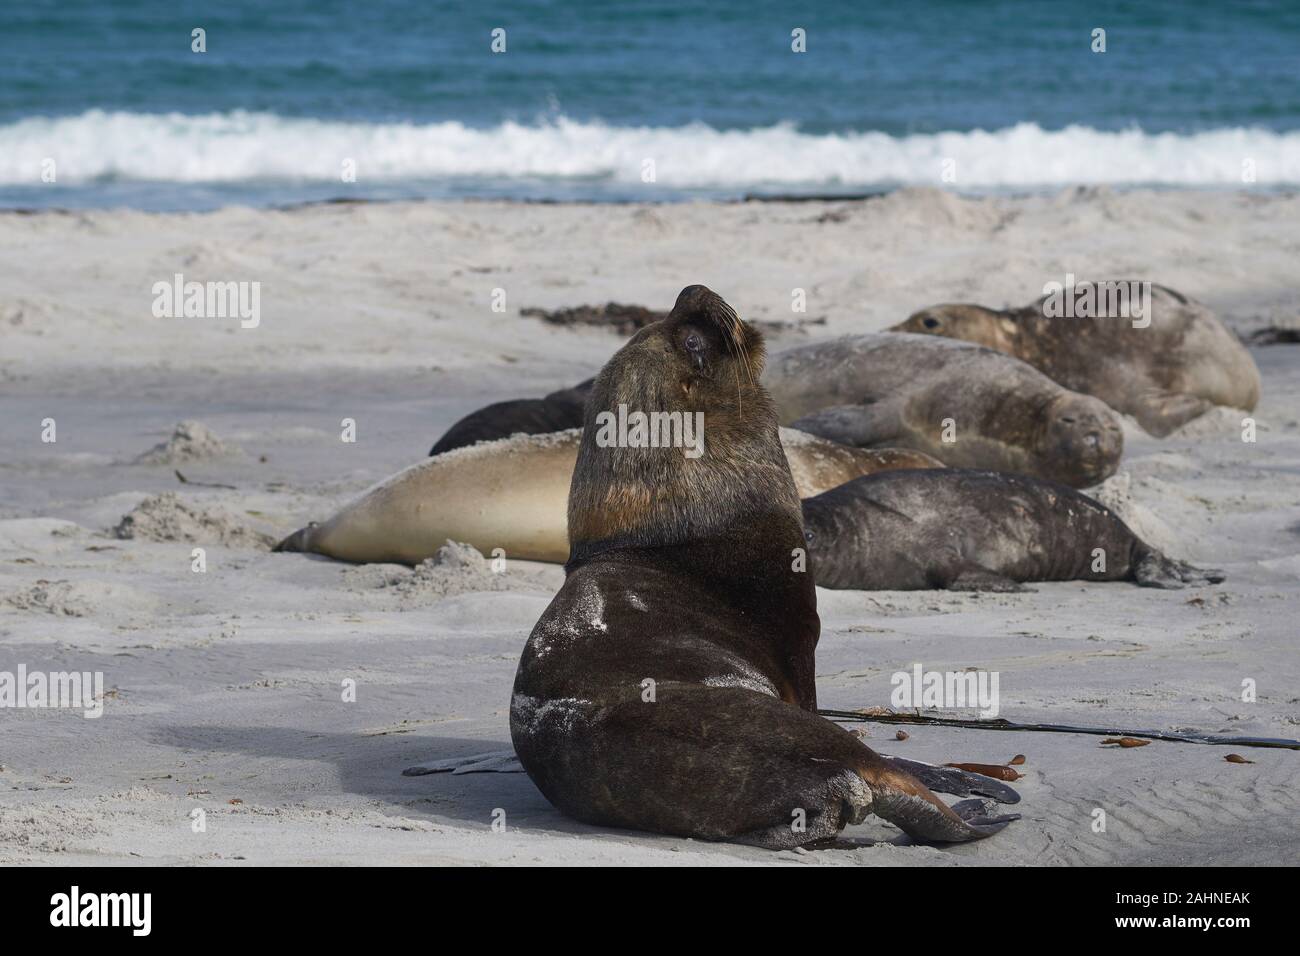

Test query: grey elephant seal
[763,332,1124,487]
[276,427,942,565]
[429,381,593,456]
[803,469,1224,591]
[890,282,1261,437]
[510,284,1018,847]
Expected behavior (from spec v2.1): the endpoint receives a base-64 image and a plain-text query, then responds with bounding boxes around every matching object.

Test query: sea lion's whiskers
[733,359,743,418]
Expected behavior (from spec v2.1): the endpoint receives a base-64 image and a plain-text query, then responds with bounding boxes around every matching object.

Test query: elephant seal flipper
[1133,549,1225,589]
[1140,391,1216,438]
[508,284,1016,847]
[272,522,316,553]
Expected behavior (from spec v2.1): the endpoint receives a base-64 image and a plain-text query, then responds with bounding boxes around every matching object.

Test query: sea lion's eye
[803,529,815,543]
[922,316,940,329]
[682,330,709,369]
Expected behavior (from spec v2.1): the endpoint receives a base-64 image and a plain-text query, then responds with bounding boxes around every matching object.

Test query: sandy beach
[2,187,1298,865]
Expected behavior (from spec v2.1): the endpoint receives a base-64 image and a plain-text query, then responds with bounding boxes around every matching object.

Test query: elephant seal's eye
[922,316,940,329]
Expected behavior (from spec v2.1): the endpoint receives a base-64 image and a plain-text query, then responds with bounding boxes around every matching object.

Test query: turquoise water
[2,0,1299,208]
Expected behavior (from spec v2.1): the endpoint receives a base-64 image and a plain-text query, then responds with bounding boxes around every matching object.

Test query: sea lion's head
[891,304,1020,353]
[568,285,802,560]
[1039,392,1124,487]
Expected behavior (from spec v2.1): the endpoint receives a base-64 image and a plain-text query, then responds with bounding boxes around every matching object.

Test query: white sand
[2,188,1298,865]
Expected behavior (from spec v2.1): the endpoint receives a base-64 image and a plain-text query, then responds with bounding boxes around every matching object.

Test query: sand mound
[392,541,522,603]
[866,187,1003,231]
[1089,472,1182,555]
[4,578,161,617]
[112,493,274,548]
[0,518,88,553]
[1168,405,1259,440]
[345,540,531,605]
[134,420,239,464]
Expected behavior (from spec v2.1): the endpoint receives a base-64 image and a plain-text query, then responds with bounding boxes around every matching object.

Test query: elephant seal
[510,284,1018,847]
[429,381,593,456]
[890,283,1261,437]
[803,469,1224,591]
[763,333,1123,487]
[276,428,942,565]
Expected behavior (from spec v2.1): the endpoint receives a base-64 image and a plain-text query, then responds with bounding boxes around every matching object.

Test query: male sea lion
[890,282,1261,437]
[803,469,1224,591]
[276,428,942,565]
[763,333,1124,487]
[510,284,1018,847]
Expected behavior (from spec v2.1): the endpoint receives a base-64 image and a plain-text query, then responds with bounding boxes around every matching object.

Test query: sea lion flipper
[402,749,523,776]
[947,798,1022,832]
[880,755,1020,804]
[790,402,899,447]
[865,766,1019,843]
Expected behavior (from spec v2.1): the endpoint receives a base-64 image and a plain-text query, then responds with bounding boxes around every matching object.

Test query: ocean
[2,0,1299,209]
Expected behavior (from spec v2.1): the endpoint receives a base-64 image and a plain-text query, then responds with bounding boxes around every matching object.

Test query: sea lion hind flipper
[947,798,1022,832]
[1133,548,1225,589]
[864,761,1019,843]
[402,749,523,776]
[880,755,1020,804]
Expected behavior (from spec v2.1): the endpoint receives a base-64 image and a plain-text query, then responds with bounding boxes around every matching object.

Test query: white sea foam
[3,110,1299,188]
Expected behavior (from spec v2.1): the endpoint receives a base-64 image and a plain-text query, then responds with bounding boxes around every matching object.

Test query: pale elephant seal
[276,428,942,565]
[511,283,1018,847]
[803,469,1224,591]
[890,283,1261,437]
[763,332,1124,487]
